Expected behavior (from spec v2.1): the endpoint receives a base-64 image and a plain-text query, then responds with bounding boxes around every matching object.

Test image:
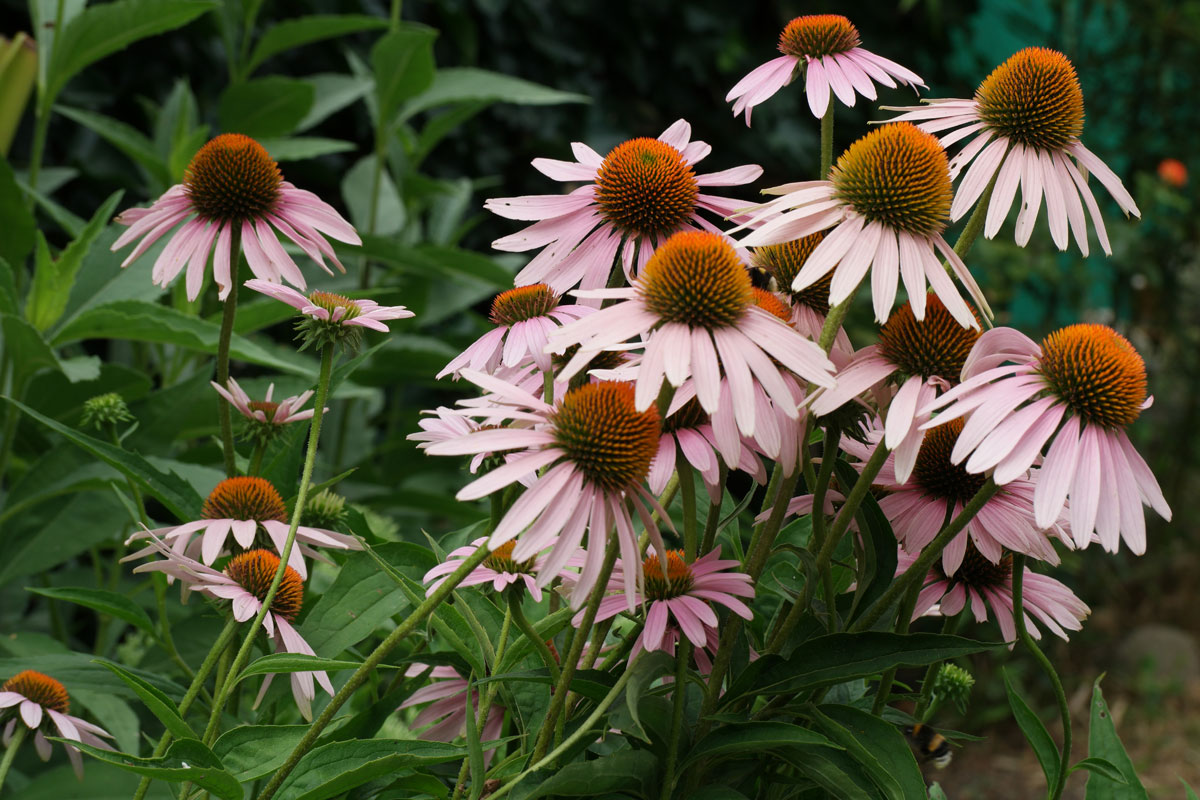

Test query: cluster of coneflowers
[0,13,1169,800]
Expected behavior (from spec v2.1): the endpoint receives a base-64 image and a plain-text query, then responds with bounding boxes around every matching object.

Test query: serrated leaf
[244,15,389,76]
[212,724,307,782]
[1004,668,1061,793]
[219,76,314,139]
[26,586,154,634]
[273,739,464,800]
[1085,677,1149,799]
[95,660,195,741]
[373,25,437,127]
[63,738,241,800]
[399,67,588,120]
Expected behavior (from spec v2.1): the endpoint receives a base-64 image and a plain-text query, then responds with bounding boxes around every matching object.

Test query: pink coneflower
[549,231,837,443]
[125,477,359,579]
[111,134,359,301]
[486,119,762,293]
[886,48,1139,255]
[811,294,980,483]
[652,393,766,503]
[423,538,583,602]
[423,375,669,609]
[245,279,413,332]
[900,545,1089,643]
[749,233,852,353]
[726,14,924,124]
[438,284,593,379]
[408,407,489,473]
[583,548,754,656]
[399,665,504,761]
[843,418,1067,573]
[1,670,114,778]
[737,123,992,329]
[130,540,332,720]
[211,377,320,427]
[922,324,1171,554]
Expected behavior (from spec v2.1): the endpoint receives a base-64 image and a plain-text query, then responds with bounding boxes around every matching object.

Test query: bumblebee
[904,723,952,769]
[746,266,779,292]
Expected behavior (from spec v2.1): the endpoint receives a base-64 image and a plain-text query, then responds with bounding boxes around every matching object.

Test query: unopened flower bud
[932,663,975,714]
[81,392,134,429]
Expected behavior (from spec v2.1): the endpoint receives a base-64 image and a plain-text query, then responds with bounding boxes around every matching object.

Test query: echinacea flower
[811,294,980,482]
[399,665,504,762]
[727,13,924,124]
[111,134,360,300]
[125,477,359,579]
[900,544,1089,643]
[922,324,1171,554]
[423,538,583,602]
[211,377,319,427]
[408,407,488,473]
[737,123,992,329]
[1,670,114,778]
[583,548,754,655]
[245,279,413,350]
[438,284,593,379]
[423,374,670,609]
[748,232,851,353]
[652,394,766,504]
[486,119,762,293]
[550,231,837,445]
[130,539,333,720]
[886,47,1139,255]
[842,418,1067,574]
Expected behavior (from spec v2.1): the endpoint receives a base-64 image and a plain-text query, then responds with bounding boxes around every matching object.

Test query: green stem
[0,372,27,490]
[659,639,692,800]
[819,103,835,180]
[390,0,403,29]
[677,457,698,560]
[952,171,998,261]
[215,236,242,478]
[697,467,725,556]
[257,541,492,800]
[248,441,266,477]
[451,604,513,800]
[913,615,960,721]
[1013,554,1071,800]
[131,618,239,800]
[850,479,999,633]
[25,103,51,209]
[508,590,560,685]
[817,296,851,354]
[486,653,645,800]
[0,723,26,794]
[530,539,619,762]
[110,426,150,526]
[201,346,334,746]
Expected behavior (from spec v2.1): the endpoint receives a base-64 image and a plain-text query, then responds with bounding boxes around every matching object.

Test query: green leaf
[0,654,183,700]
[0,491,129,584]
[0,154,35,266]
[622,650,676,743]
[1,312,61,385]
[372,25,438,127]
[237,653,365,680]
[0,257,18,315]
[523,749,659,799]
[295,73,372,132]
[244,15,389,76]
[219,76,315,139]
[26,191,123,331]
[4,396,205,520]
[350,237,512,288]
[342,156,404,236]
[399,67,588,120]
[724,633,998,705]
[778,745,879,800]
[1085,676,1149,799]
[273,739,464,800]
[679,722,841,771]
[95,660,195,742]
[475,669,615,704]
[63,738,242,800]
[26,586,154,635]
[45,0,216,106]
[53,300,316,377]
[259,136,356,162]
[55,106,170,184]
[1003,669,1061,793]
[1071,757,1129,784]
[464,672,486,800]
[1182,779,1200,800]
[812,704,927,800]
[835,459,897,626]
[211,724,307,782]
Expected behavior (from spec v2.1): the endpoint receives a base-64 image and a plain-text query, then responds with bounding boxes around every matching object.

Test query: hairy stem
[819,104,835,180]
[508,590,560,685]
[659,639,693,800]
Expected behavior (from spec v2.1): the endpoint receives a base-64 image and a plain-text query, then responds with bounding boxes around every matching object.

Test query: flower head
[211,378,321,446]
[749,233,849,350]
[130,537,333,719]
[886,48,1139,256]
[652,394,767,503]
[1,670,114,778]
[739,123,991,329]
[399,666,504,762]
[245,279,413,351]
[111,134,360,301]
[726,14,924,124]
[423,538,584,602]
[923,325,1170,554]
[486,120,762,293]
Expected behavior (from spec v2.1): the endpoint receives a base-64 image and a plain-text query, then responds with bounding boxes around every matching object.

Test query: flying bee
[904,723,952,769]
[746,266,779,292]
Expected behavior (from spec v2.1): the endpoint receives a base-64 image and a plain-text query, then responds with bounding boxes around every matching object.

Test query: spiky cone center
[484,540,536,575]
[778,14,861,58]
[202,477,288,522]
[489,284,560,326]
[551,382,660,493]
[751,288,792,322]
[878,293,980,381]
[639,231,753,329]
[940,540,1012,587]
[751,233,832,313]
[2,670,69,716]
[224,549,304,620]
[643,550,695,600]
[661,397,709,435]
[594,138,699,238]
[184,134,282,224]
[830,123,953,237]
[1037,324,1146,429]
[912,419,988,505]
[307,291,361,321]
[976,47,1084,151]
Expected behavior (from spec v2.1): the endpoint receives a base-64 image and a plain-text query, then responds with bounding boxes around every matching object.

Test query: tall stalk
[215,233,243,477]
